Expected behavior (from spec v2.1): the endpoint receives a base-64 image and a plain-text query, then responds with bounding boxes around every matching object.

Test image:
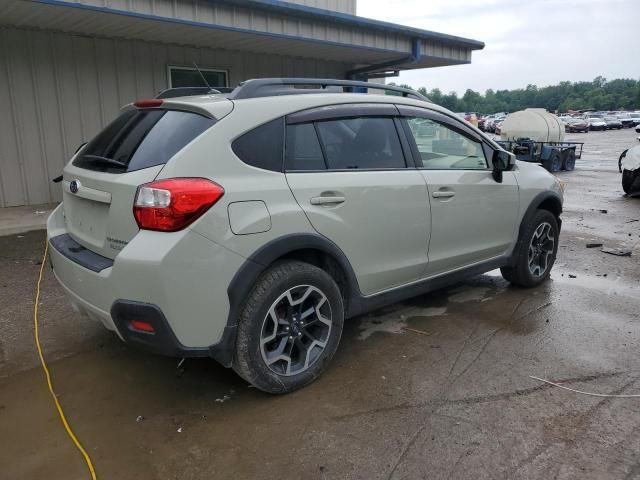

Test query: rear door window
[73,110,215,172]
[285,123,326,171]
[314,117,406,170]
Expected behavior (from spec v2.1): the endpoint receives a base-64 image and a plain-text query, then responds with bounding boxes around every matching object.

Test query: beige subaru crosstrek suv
[47,79,563,393]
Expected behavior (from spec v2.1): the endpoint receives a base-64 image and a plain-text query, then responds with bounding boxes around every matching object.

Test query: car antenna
[193,62,212,90]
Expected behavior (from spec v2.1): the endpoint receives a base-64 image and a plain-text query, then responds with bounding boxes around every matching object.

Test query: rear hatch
[61,104,219,259]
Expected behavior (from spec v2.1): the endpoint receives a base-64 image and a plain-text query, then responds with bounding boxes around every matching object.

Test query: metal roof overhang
[0,0,483,71]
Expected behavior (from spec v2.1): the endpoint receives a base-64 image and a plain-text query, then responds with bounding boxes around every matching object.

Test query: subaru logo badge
[69,180,80,194]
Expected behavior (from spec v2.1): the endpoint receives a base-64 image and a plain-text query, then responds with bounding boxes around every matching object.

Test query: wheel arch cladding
[510,192,562,266]
[537,196,562,218]
[522,192,562,233]
[218,234,361,367]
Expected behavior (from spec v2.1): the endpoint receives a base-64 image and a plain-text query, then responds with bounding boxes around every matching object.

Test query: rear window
[73,109,215,172]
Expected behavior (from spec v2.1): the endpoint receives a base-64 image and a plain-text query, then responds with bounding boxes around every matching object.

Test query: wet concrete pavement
[1,128,639,480]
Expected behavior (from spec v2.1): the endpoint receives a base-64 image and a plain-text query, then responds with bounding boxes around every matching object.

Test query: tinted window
[285,123,326,171]
[405,117,487,170]
[315,117,405,170]
[232,119,284,172]
[169,67,227,88]
[74,110,215,172]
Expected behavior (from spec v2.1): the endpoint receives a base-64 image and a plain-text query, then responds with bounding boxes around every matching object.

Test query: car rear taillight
[134,178,224,232]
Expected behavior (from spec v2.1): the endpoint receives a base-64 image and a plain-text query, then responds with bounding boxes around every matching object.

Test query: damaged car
[619,140,640,196]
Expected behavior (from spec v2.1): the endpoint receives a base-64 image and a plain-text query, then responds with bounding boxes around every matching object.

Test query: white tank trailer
[496,108,582,172]
[500,108,565,143]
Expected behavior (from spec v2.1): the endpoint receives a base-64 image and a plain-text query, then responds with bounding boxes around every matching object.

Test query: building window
[168,66,228,88]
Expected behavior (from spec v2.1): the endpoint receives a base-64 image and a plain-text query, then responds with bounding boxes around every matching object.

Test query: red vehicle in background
[564,118,590,133]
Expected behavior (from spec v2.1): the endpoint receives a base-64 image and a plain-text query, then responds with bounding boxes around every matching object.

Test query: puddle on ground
[357,306,447,340]
[356,271,512,340]
[447,286,491,303]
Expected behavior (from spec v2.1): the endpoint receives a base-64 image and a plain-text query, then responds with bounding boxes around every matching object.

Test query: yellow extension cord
[34,242,98,480]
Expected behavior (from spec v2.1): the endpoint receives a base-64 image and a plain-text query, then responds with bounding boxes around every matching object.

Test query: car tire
[563,149,576,171]
[622,168,640,195]
[501,210,559,288]
[233,260,344,394]
[543,151,562,172]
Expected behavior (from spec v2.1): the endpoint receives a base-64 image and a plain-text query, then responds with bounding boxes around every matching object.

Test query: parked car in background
[604,116,623,130]
[588,117,607,131]
[564,118,589,133]
[485,116,506,133]
[616,114,635,128]
[629,113,640,126]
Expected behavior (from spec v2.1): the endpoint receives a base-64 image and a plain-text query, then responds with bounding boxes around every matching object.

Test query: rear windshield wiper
[81,154,128,169]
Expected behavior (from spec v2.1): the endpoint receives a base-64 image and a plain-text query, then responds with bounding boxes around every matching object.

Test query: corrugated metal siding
[0,26,348,207]
[288,0,357,15]
[55,0,409,53]
[421,39,470,64]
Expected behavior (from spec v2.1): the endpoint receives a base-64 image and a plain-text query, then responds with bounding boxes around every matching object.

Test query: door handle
[310,196,345,206]
[432,191,455,199]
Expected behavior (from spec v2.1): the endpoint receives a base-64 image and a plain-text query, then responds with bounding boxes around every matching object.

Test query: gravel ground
[1,127,639,480]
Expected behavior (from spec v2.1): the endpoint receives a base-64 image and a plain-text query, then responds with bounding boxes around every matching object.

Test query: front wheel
[233,260,344,394]
[501,210,559,288]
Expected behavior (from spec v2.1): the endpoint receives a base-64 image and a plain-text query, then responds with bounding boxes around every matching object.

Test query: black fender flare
[209,233,360,367]
[508,191,563,266]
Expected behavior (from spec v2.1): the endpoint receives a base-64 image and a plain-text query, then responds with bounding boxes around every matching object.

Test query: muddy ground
[1,128,639,480]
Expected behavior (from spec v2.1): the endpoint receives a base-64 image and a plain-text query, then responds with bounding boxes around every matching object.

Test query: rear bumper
[110,300,208,357]
[47,203,246,360]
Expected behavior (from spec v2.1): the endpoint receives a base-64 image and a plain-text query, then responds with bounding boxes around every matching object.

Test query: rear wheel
[233,260,344,394]
[501,210,559,288]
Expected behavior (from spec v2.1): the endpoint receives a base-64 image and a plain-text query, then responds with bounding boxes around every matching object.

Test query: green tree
[393,77,639,113]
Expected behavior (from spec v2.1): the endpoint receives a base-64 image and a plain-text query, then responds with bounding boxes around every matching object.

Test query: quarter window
[314,117,406,170]
[405,117,487,170]
[231,119,284,172]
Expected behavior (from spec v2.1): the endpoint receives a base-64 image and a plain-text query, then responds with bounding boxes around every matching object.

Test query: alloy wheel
[260,285,332,376]
[528,222,555,277]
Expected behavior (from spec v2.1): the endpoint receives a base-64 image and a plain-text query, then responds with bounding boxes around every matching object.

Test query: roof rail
[227,78,430,102]
[155,86,234,99]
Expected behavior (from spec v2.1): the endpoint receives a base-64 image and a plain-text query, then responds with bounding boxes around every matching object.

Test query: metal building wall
[50,0,408,54]
[0,26,349,207]
[288,0,357,14]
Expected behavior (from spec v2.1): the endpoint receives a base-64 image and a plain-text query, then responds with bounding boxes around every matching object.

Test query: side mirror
[492,150,514,183]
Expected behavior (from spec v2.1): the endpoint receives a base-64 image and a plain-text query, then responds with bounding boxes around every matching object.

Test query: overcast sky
[357,0,640,95]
